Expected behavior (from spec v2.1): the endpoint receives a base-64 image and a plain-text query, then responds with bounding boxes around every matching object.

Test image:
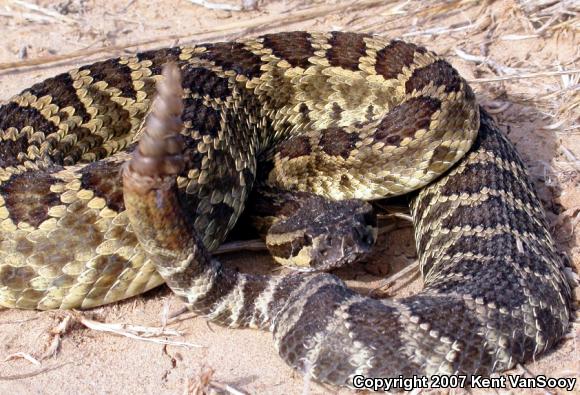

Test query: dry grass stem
[380,212,414,222]
[3,352,41,366]
[455,47,522,76]
[186,0,242,11]
[369,260,420,296]
[77,314,204,348]
[402,22,475,37]
[214,239,267,254]
[468,69,580,83]
[0,362,71,381]
[167,310,199,325]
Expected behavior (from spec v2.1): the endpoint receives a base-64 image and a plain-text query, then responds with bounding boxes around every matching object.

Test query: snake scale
[0,32,571,387]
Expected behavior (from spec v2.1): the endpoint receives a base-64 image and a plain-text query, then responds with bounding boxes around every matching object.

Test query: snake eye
[362,233,374,246]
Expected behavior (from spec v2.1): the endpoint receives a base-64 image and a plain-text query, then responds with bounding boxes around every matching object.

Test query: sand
[0,0,578,394]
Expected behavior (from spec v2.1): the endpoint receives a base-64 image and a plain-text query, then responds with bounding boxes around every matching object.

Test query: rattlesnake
[0,32,571,387]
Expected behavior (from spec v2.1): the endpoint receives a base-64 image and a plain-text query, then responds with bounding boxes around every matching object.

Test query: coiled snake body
[0,32,571,387]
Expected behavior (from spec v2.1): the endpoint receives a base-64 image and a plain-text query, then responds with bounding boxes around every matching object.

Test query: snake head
[266,198,377,271]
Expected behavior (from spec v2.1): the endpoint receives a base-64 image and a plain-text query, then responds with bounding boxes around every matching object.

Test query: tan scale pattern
[0,32,572,389]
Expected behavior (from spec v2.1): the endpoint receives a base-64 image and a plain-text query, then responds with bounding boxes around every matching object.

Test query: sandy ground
[0,0,578,394]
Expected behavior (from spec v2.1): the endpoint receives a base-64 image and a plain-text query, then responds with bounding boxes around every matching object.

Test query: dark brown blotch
[327,31,369,71]
[266,273,312,318]
[439,161,534,206]
[345,298,417,378]
[238,276,270,327]
[200,42,262,79]
[441,195,536,235]
[0,102,58,136]
[98,253,129,277]
[374,97,441,144]
[0,172,61,227]
[242,168,255,188]
[428,144,451,167]
[59,126,94,165]
[400,295,493,374]
[211,202,236,235]
[201,149,241,193]
[427,254,529,308]
[319,127,358,159]
[245,187,304,221]
[331,102,342,121]
[181,143,204,178]
[78,92,132,160]
[298,103,310,122]
[0,265,35,290]
[15,237,34,255]
[445,233,551,276]
[405,59,463,94]
[0,133,29,167]
[276,279,353,373]
[79,160,125,212]
[51,274,76,288]
[80,59,137,100]
[137,47,182,75]
[27,73,90,122]
[340,174,352,189]
[182,98,222,137]
[181,66,232,100]
[375,40,426,79]
[277,135,311,160]
[262,32,316,69]
[464,83,475,101]
[86,254,131,300]
[365,104,375,121]
[73,132,107,162]
[190,267,239,319]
